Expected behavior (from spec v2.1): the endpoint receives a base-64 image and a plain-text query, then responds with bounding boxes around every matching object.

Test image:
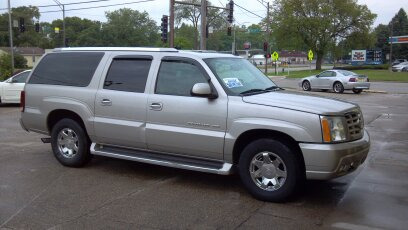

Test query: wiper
[239,88,267,95]
[265,86,284,91]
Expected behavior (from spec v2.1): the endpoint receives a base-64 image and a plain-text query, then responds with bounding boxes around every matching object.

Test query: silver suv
[20,47,370,202]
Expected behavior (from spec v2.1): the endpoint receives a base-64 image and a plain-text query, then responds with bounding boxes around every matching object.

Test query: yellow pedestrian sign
[272,51,279,61]
[308,50,314,61]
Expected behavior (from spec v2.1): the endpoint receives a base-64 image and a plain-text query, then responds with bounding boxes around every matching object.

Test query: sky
[0,0,407,27]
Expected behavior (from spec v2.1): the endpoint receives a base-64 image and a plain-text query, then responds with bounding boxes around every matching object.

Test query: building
[279,50,308,64]
[0,47,45,68]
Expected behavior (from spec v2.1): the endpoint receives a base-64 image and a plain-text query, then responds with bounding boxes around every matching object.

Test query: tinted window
[104,58,152,93]
[319,71,333,77]
[12,71,30,83]
[156,60,207,96]
[29,52,104,87]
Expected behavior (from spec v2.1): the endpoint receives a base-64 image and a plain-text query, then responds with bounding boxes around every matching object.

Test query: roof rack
[53,47,179,52]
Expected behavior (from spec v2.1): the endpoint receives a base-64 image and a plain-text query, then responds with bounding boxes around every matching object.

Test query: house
[0,47,45,68]
[279,50,308,64]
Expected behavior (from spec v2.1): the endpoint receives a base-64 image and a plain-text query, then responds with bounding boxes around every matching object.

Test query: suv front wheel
[51,118,91,167]
[238,138,304,202]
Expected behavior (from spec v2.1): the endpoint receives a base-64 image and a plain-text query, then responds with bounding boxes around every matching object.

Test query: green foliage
[0,53,27,80]
[271,0,376,70]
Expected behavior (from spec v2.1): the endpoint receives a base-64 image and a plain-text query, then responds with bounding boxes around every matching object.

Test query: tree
[271,0,376,69]
[101,8,159,46]
[389,8,408,60]
[175,0,226,49]
[0,53,27,80]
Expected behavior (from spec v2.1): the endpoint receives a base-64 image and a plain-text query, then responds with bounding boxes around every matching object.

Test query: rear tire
[333,82,344,93]
[51,118,91,167]
[352,89,362,94]
[238,138,304,202]
[302,81,311,91]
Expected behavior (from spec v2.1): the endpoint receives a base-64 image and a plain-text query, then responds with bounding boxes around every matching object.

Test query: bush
[0,53,28,80]
[334,64,389,70]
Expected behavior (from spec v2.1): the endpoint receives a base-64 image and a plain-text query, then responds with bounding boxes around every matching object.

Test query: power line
[0,0,114,10]
[40,0,155,13]
[234,2,263,18]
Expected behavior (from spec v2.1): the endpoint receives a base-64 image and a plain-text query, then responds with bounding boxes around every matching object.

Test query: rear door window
[29,52,104,87]
[104,58,152,93]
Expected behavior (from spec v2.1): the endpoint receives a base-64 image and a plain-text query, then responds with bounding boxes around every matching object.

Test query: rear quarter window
[29,52,104,87]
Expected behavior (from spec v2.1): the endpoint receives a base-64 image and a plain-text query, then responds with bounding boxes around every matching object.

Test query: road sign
[308,50,314,61]
[248,28,260,33]
[272,51,279,61]
[388,35,408,44]
[54,27,60,34]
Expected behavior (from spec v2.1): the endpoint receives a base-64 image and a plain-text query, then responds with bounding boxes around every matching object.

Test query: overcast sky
[1,0,407,27]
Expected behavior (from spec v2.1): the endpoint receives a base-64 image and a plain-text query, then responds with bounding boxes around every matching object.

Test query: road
[1,85,408,229]
[264,64,334,74]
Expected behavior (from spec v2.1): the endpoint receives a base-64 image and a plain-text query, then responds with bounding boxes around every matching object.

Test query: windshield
[338,70,357,76]
[204,58,276,95]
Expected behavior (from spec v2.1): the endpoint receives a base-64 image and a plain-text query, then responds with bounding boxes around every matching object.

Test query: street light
[53,0,66,47]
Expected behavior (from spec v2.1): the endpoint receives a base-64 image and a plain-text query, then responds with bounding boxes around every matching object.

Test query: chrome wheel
[249,151,287,191]
[333,82,344,93]
[302,81,311,91]
[57,128,79,158]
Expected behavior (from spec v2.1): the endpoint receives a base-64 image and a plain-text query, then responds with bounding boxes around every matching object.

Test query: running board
[90,143,233,175]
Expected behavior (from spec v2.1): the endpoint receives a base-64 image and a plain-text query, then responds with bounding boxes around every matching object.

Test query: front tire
[333,82,344,93]
[302,81,311,91]
[51,118,91,167]
[238,138,304,202]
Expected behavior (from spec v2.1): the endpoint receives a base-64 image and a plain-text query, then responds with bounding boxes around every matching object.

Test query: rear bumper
[300,129,370,180]
[343,82,370,90]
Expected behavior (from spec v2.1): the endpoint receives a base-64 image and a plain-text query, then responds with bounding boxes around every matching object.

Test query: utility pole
[200,0,207,50]
[389,22,393,72]
[7,0,14,74]
[169,0,175,48]
[53,0,66,47]
[265,1,269,74]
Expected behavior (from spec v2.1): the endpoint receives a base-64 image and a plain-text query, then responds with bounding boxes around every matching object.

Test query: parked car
[392,61,408,72]
[20,47,370,202]
[0,70,31,104]
[392,59,408,66]
[299,70,370,94]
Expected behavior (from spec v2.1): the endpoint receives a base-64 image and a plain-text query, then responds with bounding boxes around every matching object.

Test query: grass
[269,69,408,82]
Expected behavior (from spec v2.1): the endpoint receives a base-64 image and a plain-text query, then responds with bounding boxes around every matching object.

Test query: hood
[393,64,406,68]
[242,90,357,115]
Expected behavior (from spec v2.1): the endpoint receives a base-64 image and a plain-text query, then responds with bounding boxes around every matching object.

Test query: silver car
[299,70,370,94]
[20,47,370,202]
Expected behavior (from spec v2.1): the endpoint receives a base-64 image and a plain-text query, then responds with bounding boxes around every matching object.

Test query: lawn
[269,69,408,82]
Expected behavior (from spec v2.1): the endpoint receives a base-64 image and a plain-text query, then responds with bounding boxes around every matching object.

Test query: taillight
[349,78,356,82]
[20,91,25,112]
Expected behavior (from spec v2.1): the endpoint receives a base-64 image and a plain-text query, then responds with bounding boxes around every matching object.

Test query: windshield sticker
[223,78,243,88]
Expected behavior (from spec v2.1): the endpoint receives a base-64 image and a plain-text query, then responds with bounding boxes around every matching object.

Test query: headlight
[320,116,347,142]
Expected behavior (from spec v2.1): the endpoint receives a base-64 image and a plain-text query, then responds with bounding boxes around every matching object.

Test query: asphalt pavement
[1,84,408,229]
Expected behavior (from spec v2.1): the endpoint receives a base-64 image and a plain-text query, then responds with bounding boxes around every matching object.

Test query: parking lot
[1,80,408,230]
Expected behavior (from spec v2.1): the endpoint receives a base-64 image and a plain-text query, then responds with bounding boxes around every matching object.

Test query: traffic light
[19,17,25,33]
[227,1,234,23]
[263,42,268,52]
[227,27,232,36]
[35,23,40,33]
[161,15,168,43]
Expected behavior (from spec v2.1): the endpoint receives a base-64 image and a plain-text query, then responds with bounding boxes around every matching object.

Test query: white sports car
[0,70,31,104]
[299,70,370,94]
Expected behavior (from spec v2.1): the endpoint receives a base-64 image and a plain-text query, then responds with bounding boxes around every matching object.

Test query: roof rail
[53,47,179,52]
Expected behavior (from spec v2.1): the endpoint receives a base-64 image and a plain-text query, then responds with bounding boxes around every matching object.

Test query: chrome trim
[90,143,233,175]
[54,47,178,52]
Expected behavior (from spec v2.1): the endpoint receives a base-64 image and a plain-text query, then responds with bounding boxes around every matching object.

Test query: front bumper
[343,82,370,90]
[300,129,370,180]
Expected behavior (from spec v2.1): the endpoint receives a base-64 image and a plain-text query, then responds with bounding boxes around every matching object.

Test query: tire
[51,118,91,167]
[302,81,311,91]
[352,89,362,94]
[238,138,304,202]
[333,82,344,93]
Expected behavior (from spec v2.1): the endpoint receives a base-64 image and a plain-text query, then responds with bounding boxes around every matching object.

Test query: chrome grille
[345,110,363,141]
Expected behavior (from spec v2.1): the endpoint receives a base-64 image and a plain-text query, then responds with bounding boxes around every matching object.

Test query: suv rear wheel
[238,138,303,202]
[51,118,91,167]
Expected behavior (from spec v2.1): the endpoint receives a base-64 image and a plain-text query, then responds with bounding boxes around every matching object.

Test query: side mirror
[191,83,217,99]
[315,74,320,78]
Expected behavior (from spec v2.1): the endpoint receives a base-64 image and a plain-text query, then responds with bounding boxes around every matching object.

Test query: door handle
[149,102,163,111]
[101,99,112,106]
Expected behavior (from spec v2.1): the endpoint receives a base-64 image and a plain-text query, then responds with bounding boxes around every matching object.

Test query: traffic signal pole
[7,0,14,74]
[200,0,207,50]
[169,0,175,48]
[265,2,269,75]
